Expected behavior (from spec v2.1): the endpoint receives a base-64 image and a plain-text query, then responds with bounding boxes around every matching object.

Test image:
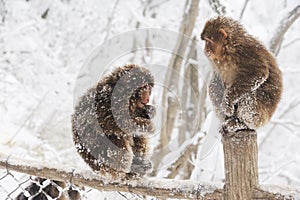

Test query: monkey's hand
[133,117,155,134]
[221,94,235,117]
[144,105,156,119]
[220,117,249,135]
[135,105,156,119]
[130,157,153,175]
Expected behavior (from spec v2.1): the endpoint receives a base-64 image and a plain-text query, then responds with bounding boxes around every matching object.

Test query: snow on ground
[0,0,299,199]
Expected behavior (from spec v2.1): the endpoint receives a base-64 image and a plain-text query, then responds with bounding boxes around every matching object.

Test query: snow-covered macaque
[72,64,155,178]
[200,16,282,134]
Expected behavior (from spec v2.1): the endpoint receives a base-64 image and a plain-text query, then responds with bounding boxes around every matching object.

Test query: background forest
[0,0,299,199]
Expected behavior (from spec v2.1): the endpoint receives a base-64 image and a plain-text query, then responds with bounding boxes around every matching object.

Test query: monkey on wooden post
[200,16,282,133]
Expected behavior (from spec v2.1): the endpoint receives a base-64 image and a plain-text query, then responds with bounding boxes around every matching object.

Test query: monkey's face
[201,24,227,62]
[135,84,152,109]
[130,84,155,119]
[201,17,228,63]
[203,36,219,60]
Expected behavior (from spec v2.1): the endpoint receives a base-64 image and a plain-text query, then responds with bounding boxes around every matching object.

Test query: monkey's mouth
[204,49,214,60]
[137,101,147,108]
[205,49,212,56]
[204,46,217,60]
[204,44,212,56]
[204,38,215,59]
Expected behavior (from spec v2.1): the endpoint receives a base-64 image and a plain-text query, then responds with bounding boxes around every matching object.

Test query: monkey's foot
[220,97,236,117]
[136,105,156,119]
[130,157,152,175]
[220,117,249,135]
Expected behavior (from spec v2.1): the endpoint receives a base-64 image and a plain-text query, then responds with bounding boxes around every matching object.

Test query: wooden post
[222,130,259,200]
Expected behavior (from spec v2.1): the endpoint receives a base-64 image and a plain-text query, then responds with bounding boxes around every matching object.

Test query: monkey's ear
[219,29,227,39]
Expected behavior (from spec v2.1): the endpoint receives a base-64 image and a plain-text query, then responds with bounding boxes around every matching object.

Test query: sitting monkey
[72,64,155,178]
[201,16,282,133]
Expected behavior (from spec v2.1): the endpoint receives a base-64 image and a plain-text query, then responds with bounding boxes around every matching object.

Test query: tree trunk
[222,130,259,200]
[160,0,200,144]
[269,5,300,55]
[154,0,200,175]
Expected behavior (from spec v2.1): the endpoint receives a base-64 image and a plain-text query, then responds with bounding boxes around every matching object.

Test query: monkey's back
[72,64,155,177]
[256,51,282,120]
[72,85,133,176]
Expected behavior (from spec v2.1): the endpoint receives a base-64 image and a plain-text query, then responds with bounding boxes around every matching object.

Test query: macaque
[200,16,282,133]
[72,64,155,178]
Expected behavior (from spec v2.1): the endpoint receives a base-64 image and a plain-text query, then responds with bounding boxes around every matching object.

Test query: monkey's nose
[144,98,149,104]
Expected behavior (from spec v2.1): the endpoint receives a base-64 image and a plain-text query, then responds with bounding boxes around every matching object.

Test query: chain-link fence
[0,168,158,200]
[0,168,82,200]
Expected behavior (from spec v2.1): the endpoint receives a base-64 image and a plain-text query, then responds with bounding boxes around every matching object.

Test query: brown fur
[201,16,282,133]
[72,64,155,178]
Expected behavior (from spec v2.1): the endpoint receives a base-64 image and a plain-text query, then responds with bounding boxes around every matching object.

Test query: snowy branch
[239,0,250,20]
[157,0,200,174]
[148,0,171,10]
[0,153,222,199]
[208,0,226,15]
[166,141,199,179]
[0,154,298,199]
[104,0,120,41]
[260,98,300,148]
[282,37,300,49]
[269,5,300,55]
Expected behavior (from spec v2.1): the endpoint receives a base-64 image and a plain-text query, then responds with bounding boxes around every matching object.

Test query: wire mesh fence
[0,168,154,200]
[0,168,81,200]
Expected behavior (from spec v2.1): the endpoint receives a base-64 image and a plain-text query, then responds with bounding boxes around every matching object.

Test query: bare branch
[0,0,6,23]
[148,0,172,10]
[178,37,199,144]
[282,37,300,49]
[167,136,203,179]
[260,98,300,148]
[208,0,226,15]
[261,160,296,183]
[6,94,47,144]
[0,153,297,199]
[239,0,250,20]
[156,0,200,174]
[0,153,222,199]
[160,0,200,153]
[269,5,300,54]
[104,0,120,41]
[271,119,300,128]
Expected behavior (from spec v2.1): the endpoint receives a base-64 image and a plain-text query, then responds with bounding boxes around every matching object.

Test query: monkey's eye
[205,40,212,49]
[205,38,214,44]
[143,86,151,94]
[142,84,151,91]
[135,84,151,97]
